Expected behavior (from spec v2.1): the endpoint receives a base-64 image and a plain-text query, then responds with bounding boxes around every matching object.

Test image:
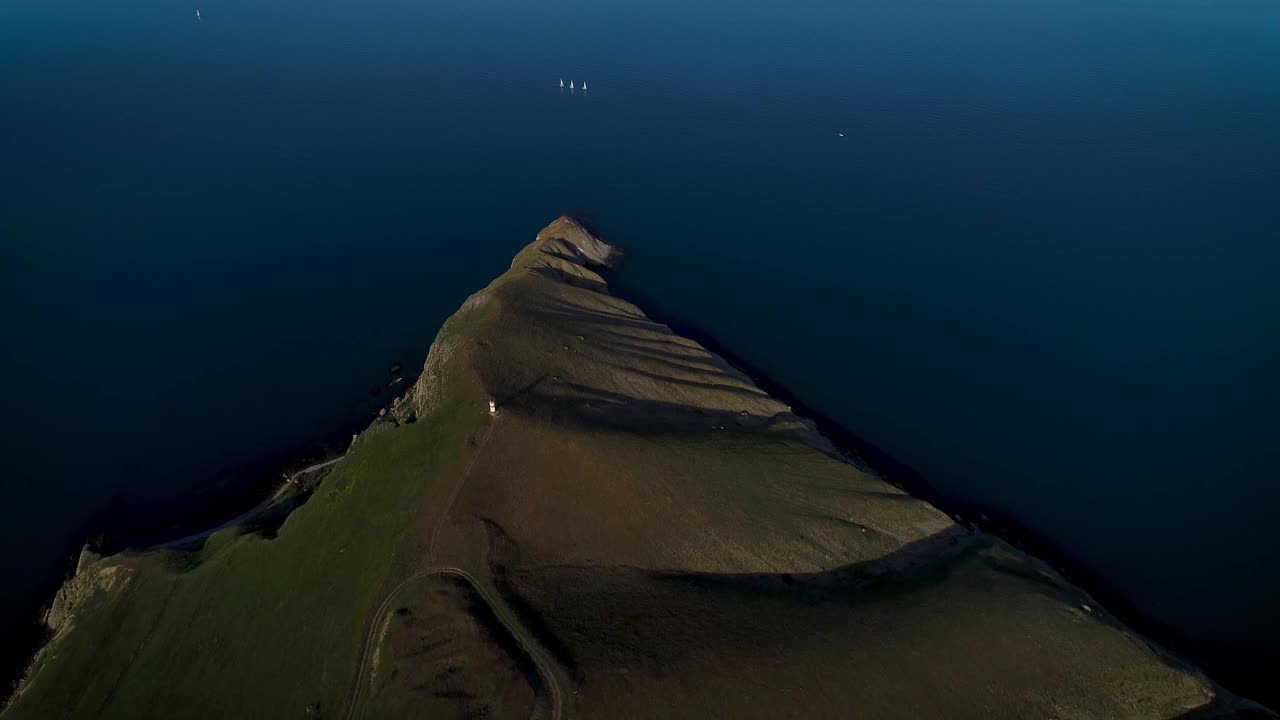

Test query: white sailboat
[195,8,201,19]
[582,81,587,91]
[569,81,575,90]
[559,79,564,88]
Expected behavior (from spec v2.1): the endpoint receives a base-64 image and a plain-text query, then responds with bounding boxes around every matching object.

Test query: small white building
[488,399,497,415]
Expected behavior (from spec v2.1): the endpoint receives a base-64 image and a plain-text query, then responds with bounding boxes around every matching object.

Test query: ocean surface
[2,0,1277,703]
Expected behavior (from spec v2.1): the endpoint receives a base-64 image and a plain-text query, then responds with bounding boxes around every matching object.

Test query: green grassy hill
[4,217,1267,719]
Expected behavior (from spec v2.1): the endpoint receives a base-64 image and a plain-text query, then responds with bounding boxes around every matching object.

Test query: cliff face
[5,218,1264,720]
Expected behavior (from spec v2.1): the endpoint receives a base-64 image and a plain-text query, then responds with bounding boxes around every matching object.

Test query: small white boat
[569,81,575,90]
[195,8,201,19]
[559,79,564,88]
[582,81,588,91]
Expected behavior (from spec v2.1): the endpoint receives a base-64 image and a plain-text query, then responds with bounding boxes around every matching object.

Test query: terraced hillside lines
[425,217,1248,718]
[428,418,497,563]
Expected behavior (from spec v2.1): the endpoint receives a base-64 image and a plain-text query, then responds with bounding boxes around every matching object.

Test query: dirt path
[289,455,346,479]
[343,566,565,720]
[150,456,345,550]
[344,416,566,720]
[427,420,497,563]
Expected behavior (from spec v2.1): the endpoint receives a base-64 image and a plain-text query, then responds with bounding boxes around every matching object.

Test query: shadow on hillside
[487,519,1244,719]
[491,288,834,451]
[643,524,980,600]
[482,241,1277,718]
[525,243,611,293]
[1173,703,1279,720]
[520,380,817,444]
[483,525,984,683]
[528,264,610,294]
[371,574,544,718]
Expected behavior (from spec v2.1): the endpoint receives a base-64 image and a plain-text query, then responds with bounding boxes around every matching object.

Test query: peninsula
[4,218,1268,719]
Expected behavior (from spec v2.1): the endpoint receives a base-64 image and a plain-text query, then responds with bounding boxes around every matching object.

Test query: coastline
[148,454,345,551]
[7,218,1274,717]
[1,378,392,702]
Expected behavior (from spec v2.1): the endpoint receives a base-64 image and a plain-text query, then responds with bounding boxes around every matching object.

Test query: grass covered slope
[4,217,1261,719]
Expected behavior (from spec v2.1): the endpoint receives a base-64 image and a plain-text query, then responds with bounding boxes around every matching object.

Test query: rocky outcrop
[520,216,622,270]
[44,548,131,635]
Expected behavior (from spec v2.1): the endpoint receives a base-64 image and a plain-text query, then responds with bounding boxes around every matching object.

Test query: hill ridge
[4,217,1269,720]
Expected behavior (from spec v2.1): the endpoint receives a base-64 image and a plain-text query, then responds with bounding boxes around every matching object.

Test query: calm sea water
[3,0,1277,702]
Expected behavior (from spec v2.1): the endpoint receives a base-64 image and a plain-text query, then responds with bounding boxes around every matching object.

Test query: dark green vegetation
[4,218,1269,719]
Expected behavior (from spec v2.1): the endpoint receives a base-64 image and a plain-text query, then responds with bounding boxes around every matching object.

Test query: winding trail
[344,417,565,720]
[426,419,496,563]
[344,566,564,720]
[289,455,347,478]
[151,456,345,550]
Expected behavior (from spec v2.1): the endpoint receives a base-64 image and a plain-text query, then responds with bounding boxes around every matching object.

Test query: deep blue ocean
[2,0,1277,703]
